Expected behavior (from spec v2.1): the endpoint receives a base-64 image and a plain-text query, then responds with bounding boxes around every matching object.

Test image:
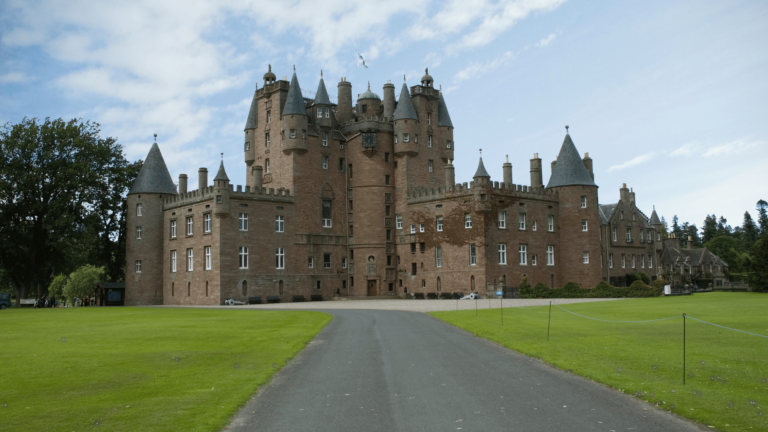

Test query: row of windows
[610,227,658,243]
[406,244,556,274]
[397,213,557,233]
[394,133,452,149]
[163,214,286,239]
[607,253,654,269]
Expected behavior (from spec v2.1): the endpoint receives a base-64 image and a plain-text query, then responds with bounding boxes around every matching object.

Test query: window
[171,220,177,238]
[216,195,222,203]
[339,158,345,171]
[349,225,353,236]
[640,229,645,243]
[446,140,452,149]
[632,254,636,268]
[317,108,323,118]
[396,215,402,229]
[239,213,248,231]
[647,231,651,242]
[436,247,442,268]
[361,104,367,113]
[385,206,391,216]
[322,200,332,227]
[469,244,477,265]
[411,243,416,254]
[499,244,507,265]
[348,164,353,178]
[135,260,141,272]
[546,246,555,265]
[620,211,624,220]
[204,214,211,233]
[322,156,328,170]
[518,214,526,230]
[428,160,433,173]
[532,221,537,231]
[657,233,661,241]
[649,255,653,268]
[342,257,347,268]
[626,229,632,242]
[621,254,626,268]
[465,214,472,228]
[187,248,194,271]
[633,213,636,221]
[613,227,617,241]
[245,141,250,151]
[428,135,432,147]
[581,196,587,208]
[582,220,588,231]
[290,129,296,139]
[385,175,390,185]
[276,248,284,269]
[265,159,270,173]
[205,246,211,270]
[308,257,314,268]
[420,242,425,253]
[427,113,431,125]
[267,111,271,123]
[519,245,527,265]
[548,215,554,232]
[386,229,391,240]
[275,215,284,233]
[583,252,589,264]
[321,134,328,149]
[171,251,177,272]
[403,133,410,142]
[419,223,424,233]
[266,133,270,147]
[437,216,443,232]
[187,217,193,235]
[414,134,418,143]
[498,211,506,229]
[136,226,142,239]
[239,247,248,269]
[609,254,614,268]
[410,224,416,234]
[532,254,537,266]
[325,107,330,118]
[411,263,417,275]
[641,254,645,268]
[387,255,392,266]
[385,152,390,162]
[394,135,398,144]
[136,204,142,216]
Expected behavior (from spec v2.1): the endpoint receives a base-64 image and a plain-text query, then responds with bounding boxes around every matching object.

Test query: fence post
[683,313,686,385]
[547,301,552,341]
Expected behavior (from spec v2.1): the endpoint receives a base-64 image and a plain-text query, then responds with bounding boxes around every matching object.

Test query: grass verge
[0,307,331,431]
[431,293,768,431]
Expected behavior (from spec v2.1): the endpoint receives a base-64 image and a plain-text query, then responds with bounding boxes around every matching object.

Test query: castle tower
[546,128,602,288]
[437,91,454,162]
[649,207,664,253]
[125,140,178,305]
[312,71,333,130]
[382,82,396,119]
[337,78,354,123]
[212,159,230,218]
[357,83,381,116]
[281,70,308,155]
[530,153,543,188]
[393,82,418,156]
[473,155,491,187]
[243,83,258,184]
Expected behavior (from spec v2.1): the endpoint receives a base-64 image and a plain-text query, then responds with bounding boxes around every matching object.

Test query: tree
[0,117,135,302]
[757,199,768,236]
[702,215,718,243]
[717,216,732,236]
[63,265,104,302]
[672,215,680,237]
[744,236,768,293]
[48,275,68,300]
[741,212,760,252]
[704,235,747,273]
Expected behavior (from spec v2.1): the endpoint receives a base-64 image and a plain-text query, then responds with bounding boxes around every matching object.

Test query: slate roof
[473,157,490,178]
[282,72,307,116]
[244,93,258,130]
[437,92,453,127]
[313,77,332,105]
[659,246,728,268]
[598,204,615,224]
[392,83,418,121]
[546,133,597,188]
[128,143,178,195]
[213,160,230,182]
[649,209,661,225]
[358,83,380,100]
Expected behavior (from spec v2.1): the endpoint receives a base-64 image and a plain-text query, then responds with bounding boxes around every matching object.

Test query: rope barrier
[553,304,682,323]
[685,316,768,339]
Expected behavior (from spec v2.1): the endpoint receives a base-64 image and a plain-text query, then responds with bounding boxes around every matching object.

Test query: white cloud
[607,152,656,172]
[669,142,700,157]
[536,33,556,47]
[0,71,28,84]
[454,51,515,83]
[702,138,760,157]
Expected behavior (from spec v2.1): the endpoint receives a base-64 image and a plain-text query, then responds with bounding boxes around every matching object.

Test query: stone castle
[124,66,725,305]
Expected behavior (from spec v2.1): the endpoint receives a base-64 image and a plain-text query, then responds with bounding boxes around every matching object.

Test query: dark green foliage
[519,279,662,299]
[757,200,768,236]
[702,214,718,243]
[741,212,759,252]
[704,235,748,273]
[628,280,649,290]
[519,276,532,297]
[652,278,670,290]
[625,271,651,285]
[744,236,768,293]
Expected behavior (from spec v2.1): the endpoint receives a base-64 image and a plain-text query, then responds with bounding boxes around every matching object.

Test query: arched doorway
[242,280,248,297]
[437,277,441,292]
[278,280,284,295]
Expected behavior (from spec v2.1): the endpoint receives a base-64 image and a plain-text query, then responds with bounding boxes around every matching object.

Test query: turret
[243,84,258,166]
[252,165,263,190]
[649,206,663,252]
[212,158,230,218]
[357,82,381,116]
[178,174,187,194]
[437,91,454,161]
[263,64,276,86]
[382,81,395,119]
[198,167,208,190]
[472,154,491,187]
[313,71,333,130]
[530,153,543,188]
[582,152,594,181]
[502,156,512,185]
[281,69,308,155]
[445,159,455,187]
[337,77,354,123]
[393,82,418,156]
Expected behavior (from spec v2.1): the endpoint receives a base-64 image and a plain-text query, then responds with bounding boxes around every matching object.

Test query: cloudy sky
[1,0,766,229]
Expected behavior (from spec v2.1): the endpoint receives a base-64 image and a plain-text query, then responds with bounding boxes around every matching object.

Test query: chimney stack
[336,78,354,123]
[198,168,208,190]
[620,183,630,204]
[687,235,694,250]
[445,160,455,187]
[530,153,543,188]
[502,155,513,185]
[630,187,636,206]
[382,81,395,119]
[178,174,188,194]
[582,152,594,181]
[252,165,263,190]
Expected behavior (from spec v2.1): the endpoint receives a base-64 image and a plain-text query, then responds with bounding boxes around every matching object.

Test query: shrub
[531,283,552,298]
[652,278,670,290]
[63,265,105,303]
[519,277,532,297]
[48,274,68,299]
[628,280,650,290]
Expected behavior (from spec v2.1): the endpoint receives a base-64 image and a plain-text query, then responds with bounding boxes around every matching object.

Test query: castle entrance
[367,280,377,297]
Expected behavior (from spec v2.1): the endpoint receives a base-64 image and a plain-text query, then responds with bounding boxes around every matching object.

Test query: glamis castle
[125,66,727,305]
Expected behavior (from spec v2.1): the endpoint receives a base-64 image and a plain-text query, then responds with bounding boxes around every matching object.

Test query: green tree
[741,211,760,252]
[0,117,136,301]
[63,265,104,302]
[744,235,768,293]
[756,199,768,236]
[48,275,68,300]
[702,215,718,243]
[717,216,732,236]
[703,235,747,273]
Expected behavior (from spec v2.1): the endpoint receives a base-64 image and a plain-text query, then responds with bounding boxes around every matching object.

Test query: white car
[224,298,246,306]
[460,292,479,300]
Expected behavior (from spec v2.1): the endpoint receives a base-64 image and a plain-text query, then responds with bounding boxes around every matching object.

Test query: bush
[652,278,670,290]
[626,272,651,286]
[48,274,68,299]
[519,280,663,299]
[63,265,104,303]
[519,277,532,297]
[628,280,650,290]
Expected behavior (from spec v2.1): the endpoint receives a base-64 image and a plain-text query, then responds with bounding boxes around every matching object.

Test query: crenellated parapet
[163,184,294,210]
[406,182,558,205]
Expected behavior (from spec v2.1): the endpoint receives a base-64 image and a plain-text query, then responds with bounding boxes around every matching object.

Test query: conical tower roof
[649,208,662,225]
[213,160,230,182]
[282,72,307,116]
[128,142,178,195]
[244,92,258,130]
[392,83,417,121]
[546,133,597,188]
[313,73,332,105]
[473,157,490,178]
[437,92,453,127]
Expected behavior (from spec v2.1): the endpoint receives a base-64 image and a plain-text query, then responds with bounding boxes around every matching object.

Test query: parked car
[460,292,479,300]
[224,298,246,306]
[0,293,10,310]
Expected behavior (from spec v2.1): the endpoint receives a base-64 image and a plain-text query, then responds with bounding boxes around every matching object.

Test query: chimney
[687,235,694,250]
[252,165,263,190]
[178,174,188,194]
[382,81,395,120]
[502,155,512,185]
[630,187,636,206]
[582,152,594,181]
[336,78,354,123]
[198,168,208,190]
[530,153,543,188]
[445,160,455,187]
[620,183,630,204]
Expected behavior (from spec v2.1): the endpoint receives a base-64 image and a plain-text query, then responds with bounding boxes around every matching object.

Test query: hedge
[520,280,663,299]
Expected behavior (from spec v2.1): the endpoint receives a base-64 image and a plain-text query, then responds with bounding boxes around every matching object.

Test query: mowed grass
[0,307,331,432]
[432,293,768,432]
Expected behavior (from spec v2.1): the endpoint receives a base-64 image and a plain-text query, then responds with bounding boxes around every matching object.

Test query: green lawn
[0,307,331,431]
[432,293,768,432]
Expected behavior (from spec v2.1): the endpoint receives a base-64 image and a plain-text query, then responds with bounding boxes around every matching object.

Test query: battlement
[340,113,394,129]
[410,85,439,98]
[406,182,558,204]
[164,184,294,209]
[255,80,290,98]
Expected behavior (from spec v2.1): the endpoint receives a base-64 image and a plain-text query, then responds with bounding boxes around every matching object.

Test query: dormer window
[290,129,296,139]
[403,133,410,142]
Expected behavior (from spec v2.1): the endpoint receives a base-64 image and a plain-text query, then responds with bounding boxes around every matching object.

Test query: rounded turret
[212,159,231,218]
[313,71,333,130]
[281,70,308,155]
[357,82,381,116]
[421,68,433,87]
[393,83,419,156]
[263,64,276,86]
[336,78,354,123]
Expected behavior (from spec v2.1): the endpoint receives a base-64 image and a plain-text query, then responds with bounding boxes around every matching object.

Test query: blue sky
[1,0,766,229]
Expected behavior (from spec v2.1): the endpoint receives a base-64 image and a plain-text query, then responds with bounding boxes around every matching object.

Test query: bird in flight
[357,53,368,69]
